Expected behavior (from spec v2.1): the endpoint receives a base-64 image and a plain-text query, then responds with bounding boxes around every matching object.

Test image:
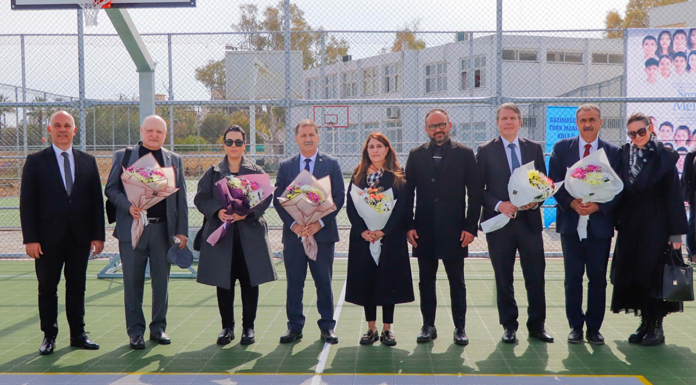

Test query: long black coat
[611,142,688,289]
[345,170,414,306]
[404,140,483,259]
[194,156,277,289]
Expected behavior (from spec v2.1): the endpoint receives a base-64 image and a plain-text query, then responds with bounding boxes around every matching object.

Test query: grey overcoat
[194,156,277,289]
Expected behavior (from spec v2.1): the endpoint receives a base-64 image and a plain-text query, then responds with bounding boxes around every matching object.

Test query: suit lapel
[127,144,141,166]
[44,147,67,194]
[494,137,512,178]
[161,147,173,167]
[568,136,580,166]
[290,154,301,180]
[422,142,436,178]
[71,148,82,192]
[313,151,325,177]
[519,137,534,165]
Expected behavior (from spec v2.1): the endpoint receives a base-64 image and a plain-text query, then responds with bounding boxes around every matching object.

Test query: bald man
[105,115,188,349]
[20,111,105,355]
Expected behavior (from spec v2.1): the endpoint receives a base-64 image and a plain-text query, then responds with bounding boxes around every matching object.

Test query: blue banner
[544,106,577,229]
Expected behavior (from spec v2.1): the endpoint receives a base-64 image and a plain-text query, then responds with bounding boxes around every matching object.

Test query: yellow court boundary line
[0,372,653,382]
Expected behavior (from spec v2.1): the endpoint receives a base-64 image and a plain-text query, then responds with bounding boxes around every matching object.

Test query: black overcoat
[345,170,414,306]
[611,142,688,289]
[194,156,277,289]
[404,140,483,260]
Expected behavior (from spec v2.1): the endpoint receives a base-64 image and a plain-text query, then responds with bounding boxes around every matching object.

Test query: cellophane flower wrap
[120,153,179,248]
[481,161,563,233]
[277,169,337,261]
[206,173,275,246]
[563,148,623,240]
[349,184,397,265]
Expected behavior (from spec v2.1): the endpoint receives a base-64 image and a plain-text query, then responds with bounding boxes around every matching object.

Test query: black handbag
[652,245,694,302]
[105,147,132,224]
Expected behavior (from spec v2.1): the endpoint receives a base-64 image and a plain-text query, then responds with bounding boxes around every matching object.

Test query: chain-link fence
[1,0,693,259]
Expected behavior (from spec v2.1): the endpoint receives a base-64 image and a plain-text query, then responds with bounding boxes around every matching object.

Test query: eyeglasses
[427,122,448,131]
[627,127,649,139]
[224,139,245,147]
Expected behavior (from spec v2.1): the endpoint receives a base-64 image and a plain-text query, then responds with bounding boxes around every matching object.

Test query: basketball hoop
[79,0,112,27]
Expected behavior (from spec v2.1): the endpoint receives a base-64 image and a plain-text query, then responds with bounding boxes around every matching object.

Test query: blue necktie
[304,158,311,172]
[508,143,520,172]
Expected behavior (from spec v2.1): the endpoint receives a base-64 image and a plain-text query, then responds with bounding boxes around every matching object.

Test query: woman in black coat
[611,112,688,346]
[194,126,276,346]
[346,132,414,346]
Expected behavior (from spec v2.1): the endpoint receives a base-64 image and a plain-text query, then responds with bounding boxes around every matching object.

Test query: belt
[148,217,165,223]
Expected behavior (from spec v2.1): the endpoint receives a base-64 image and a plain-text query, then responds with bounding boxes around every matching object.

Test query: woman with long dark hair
[345,132,414,346]
[657,30,673,57]
[611,113,687,346]
[194,126,277,346]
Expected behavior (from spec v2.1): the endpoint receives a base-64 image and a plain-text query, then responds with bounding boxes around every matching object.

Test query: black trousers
[687,204,696,258]
[364,304,395,324]
[417,257,466,329]
[217,226,258,329]
[485,217,546,332]
[560,221,611,332]
[35,232,90,338]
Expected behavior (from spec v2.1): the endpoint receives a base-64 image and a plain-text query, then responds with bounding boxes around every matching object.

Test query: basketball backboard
[11,0,195,10]
[313,106,349,128]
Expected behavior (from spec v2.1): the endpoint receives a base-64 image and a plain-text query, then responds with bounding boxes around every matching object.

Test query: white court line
[313,276,348,381]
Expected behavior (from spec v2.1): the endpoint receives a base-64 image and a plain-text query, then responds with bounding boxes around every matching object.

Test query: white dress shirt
[52,143,75,190]
[500,136,522,173]
[579,137,598,159]
[299,151,318,174]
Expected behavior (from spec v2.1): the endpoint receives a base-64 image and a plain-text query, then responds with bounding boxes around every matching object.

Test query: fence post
[283,0,292,156]
[496,0,503,107]
[20,35,27,158]
[168,33,174,151]
[78,9,86,151]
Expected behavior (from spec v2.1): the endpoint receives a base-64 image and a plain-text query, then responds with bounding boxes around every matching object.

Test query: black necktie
[62,152,73,195]
[433,146,442,166]
[304,158,311,172]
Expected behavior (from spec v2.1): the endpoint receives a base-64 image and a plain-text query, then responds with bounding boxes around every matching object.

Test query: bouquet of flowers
[277,170,337,261]
[349,185,397,265]
[481,161,563,233]
[564,148,623,240]
[120,153,179,248]
[206,173,274,246]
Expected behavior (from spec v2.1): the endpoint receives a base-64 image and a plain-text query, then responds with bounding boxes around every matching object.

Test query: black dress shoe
[502,329,517,343]
[586,330,605,345]
[217,328,235,345]
[150,332,171,345]
[279,329,303,343]
[454,328,469,346]
[129,335,145,349]
[320,329,339,344]
[70,333,100,350]
[568,328,583,344]
[529,330,555,343]
[380,330,397,346]
[39,336,56,355]
[416,325,437,343]
[359,329,379,345]
[240,328,255,345]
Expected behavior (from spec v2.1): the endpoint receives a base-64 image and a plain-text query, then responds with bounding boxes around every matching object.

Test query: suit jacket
[20,146,105,247]
[548,136,621,238]
[104,143,188,244]
[404,140,483,259]
[273,151,345,245]
[476,136,546,233]
[682,149,696,209]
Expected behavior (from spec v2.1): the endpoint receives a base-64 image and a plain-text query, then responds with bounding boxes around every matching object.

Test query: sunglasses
[427,122,448,131]
[627,127,649,139]
[224,139,245,147]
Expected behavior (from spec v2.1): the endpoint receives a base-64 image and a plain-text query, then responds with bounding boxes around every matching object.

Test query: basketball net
[79,0,112,27]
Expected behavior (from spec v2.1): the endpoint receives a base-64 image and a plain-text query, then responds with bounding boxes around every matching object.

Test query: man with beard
[404,108,483,346]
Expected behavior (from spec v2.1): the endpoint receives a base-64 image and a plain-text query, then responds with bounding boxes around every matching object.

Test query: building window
[592,53,623,64]
[459,122,487,147]
[363,67,378,95]
[324,125,338,153]
[502,49,537,62]
[603,117,623,128]
[460,58,470,90]
[425,62,447,93]
[386,121,403,153]
[364,122,379,140]
[474,56,486,88]
[383,63,403,93]
[547,51,583,64]
[521,116,537,129]
[324,74,337,99]
[306,78,319,100]
[341,72,357,98]
[343,124,358,153]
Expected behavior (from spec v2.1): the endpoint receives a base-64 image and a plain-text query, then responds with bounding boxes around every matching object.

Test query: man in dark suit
[682,150,696,260]
[20,111,104,355]
[476,102,553,343]
[105,115,188,349]
[274,119,345,344]
[404,108,483,346]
